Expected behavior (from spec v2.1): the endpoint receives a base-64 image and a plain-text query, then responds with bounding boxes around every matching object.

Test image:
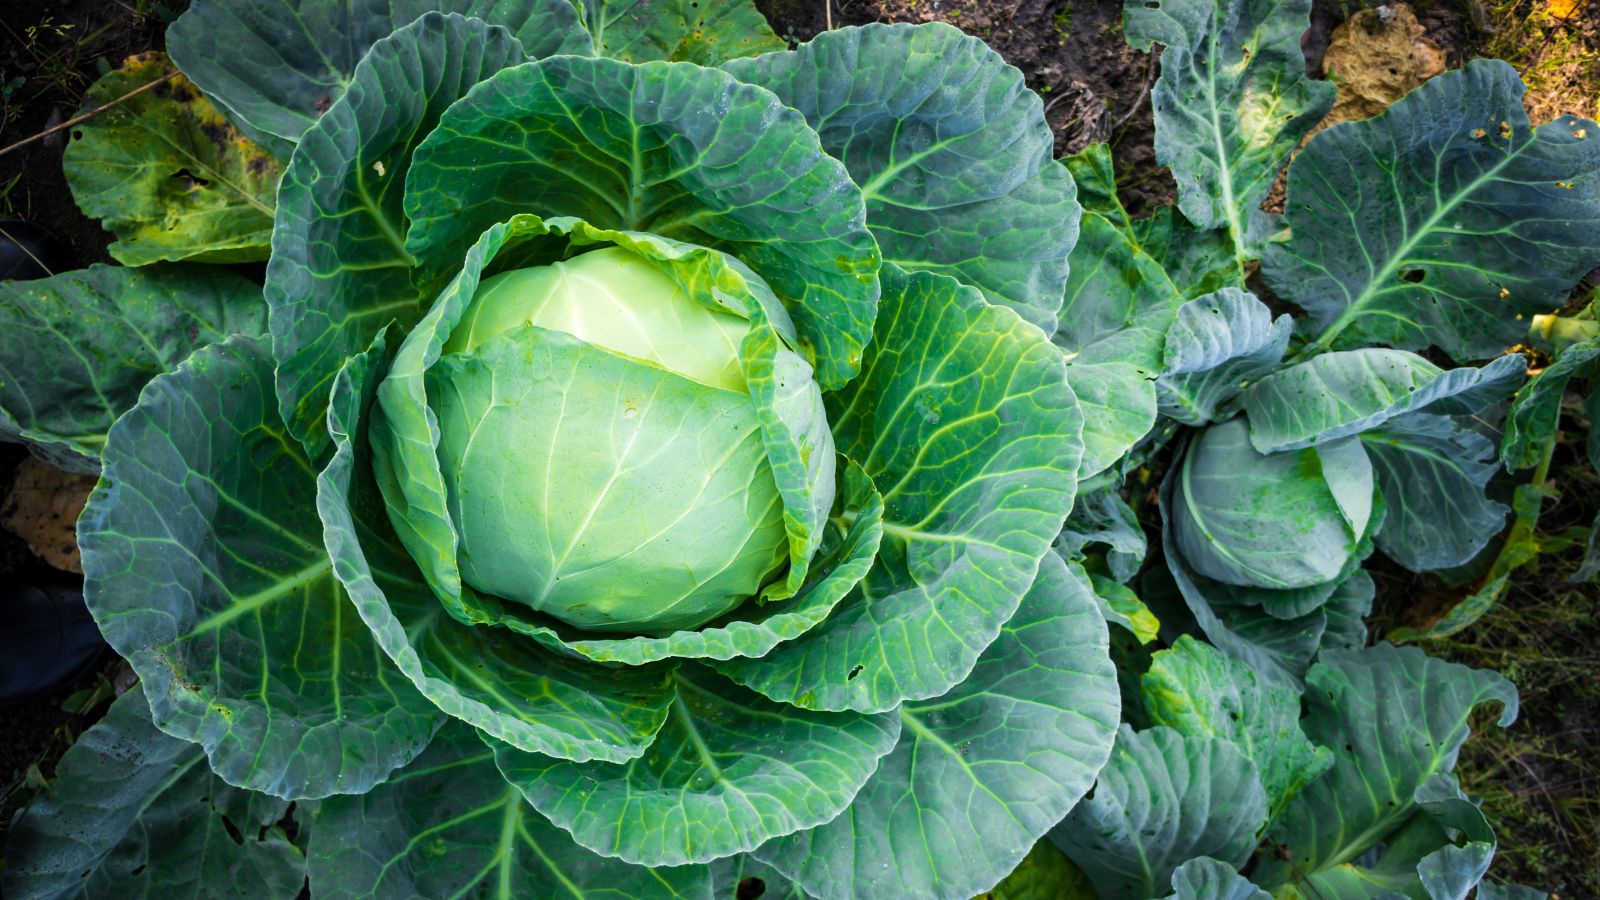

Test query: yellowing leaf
[63,52,281,266]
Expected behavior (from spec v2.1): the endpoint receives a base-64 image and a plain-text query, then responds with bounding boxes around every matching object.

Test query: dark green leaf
[1142,635,1333,822]
[1242,349,1525,453]
[78,335,441,799]
[1051,725,1268,899]
[1124,0,1334,272]
[492,665,899,866]
[1,687,304,899]
[724,23,1080,332]
[1263,60,1600,360]
[167,0,593,155]
[266,12,531,451]
[1257,644,1518,892]
[309,722,711,899]
[576,0,784,64]
[1361,414,1509,571]
[1157,288,1291,425]
[757,552,1120,899]
[716,266,1084,712]
[0,263,264,472]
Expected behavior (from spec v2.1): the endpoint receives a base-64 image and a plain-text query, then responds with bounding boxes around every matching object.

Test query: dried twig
[0,70,175,159]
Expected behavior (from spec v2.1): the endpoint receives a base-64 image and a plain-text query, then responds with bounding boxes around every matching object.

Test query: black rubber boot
[0,219,74,282]
[0,577,107,704]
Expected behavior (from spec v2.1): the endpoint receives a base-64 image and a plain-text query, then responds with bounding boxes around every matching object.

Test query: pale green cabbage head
[429,246,794,633]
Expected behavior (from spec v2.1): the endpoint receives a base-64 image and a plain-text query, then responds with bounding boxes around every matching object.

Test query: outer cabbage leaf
[724,23,1080,333]
[755,552,1119,900]
[1142,635,1333,822]
[309,721,711,898]
[1166,858,1270,900]
[1124,0,1335,272]
[267,12,532,451]
[403,54,879,391]
[63,53,281,265]
[1170,419,1375,589]
[492,665,900,866]
[0,687,304,899]
[1502,338,1600,469]
[1361,414,1509,571]
[574,0,784,65]
[167,0,593,155]
[78,335,442,799]
[1051,725,1268,900]
[318,329,679,764]
[1066,360,1159,481]
[1263,60,1600,360]
[715,266,1084,713]
[0,264,264,472]
[1056,487,1147,584]
[1057,209,1183,372]
[1157,288,1292,425]
[1255,644,1518,893]
[1241,349,1525,453]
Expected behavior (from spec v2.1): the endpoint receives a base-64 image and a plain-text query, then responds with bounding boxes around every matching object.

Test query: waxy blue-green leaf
[755,552,1119,900]
[715,266,1084,713]
[1171,418,1375,589]
[1057,209,1183,373]
[724,23,1080,332]
[1124,0,1335,274]
[1066,360,1159,481]
[310,721,711,899]
[317,329,677,763]
[1051,725,1268,900]
[1256,644,1518,893]
[1263,60,1600,361]
[1166,858,1269,900]
[267,12,531,452]
[1057,487,1147,584]
[0,263,264,472]
[78,335,441,800]
[1502,338,1600,469]
[1242,349,1526,453]
[167,0,593,156]
[1142,635,1333,822]
[1,687,304,900]
[1361,414,1509,571]
[1158,288,1292,425]
[403,54,879,391]
[63,53,281,265]
[492,665,900,866]
[1319,569,1375,654]
[1265,774,1497,898]
[574,0,784,65]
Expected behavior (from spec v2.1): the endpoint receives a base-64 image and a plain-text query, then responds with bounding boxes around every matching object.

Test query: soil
[3,0,1599,892]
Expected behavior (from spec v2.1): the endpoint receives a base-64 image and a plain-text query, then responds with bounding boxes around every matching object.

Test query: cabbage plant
[2,0,1597,898]
[0,2,1121,898]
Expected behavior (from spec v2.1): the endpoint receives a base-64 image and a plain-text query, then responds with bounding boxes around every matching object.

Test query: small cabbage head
[373,233,836,636]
